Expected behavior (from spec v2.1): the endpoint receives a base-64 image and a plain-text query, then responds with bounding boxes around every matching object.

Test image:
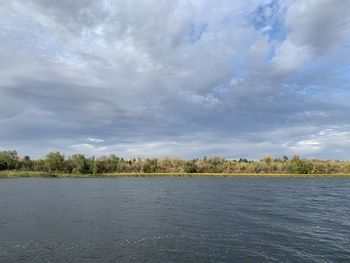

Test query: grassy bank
[1,171,350,178]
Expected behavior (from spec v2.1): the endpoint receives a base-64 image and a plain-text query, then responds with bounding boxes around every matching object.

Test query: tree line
[0,150,350,174]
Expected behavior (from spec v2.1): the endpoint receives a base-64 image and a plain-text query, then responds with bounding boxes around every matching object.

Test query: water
[0,178,349,262]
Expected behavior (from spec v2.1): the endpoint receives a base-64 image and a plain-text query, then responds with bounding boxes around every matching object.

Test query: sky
[0,0,350,160]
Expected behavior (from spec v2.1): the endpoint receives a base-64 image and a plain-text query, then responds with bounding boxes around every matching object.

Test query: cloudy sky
[0,0,350,159]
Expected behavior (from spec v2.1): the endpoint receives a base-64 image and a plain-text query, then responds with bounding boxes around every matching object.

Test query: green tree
[21,155,33,170]
[184,160,198,173]
[45,151,65,172]
[34,159,45,171]
[0,150,18,170]
[143,159,159,173]
[89,157,98,175]
[287,155,313,174]
[108,154,120,172]
[71,154,89,174]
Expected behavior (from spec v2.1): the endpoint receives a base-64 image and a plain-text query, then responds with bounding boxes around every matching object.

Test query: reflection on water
[1,177,350,262]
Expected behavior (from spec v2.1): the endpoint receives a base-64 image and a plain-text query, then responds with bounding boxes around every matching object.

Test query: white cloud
[87,138,105,143]
[0,0,350,159]
[271,40,311,75]
[71,143,107,154]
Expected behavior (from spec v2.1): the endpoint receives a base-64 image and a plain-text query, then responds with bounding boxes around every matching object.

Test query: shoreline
[1,171,350,178]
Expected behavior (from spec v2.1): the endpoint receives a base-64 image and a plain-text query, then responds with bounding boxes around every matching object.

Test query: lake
[0,177,349,262]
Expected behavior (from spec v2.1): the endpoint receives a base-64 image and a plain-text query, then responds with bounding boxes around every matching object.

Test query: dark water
[0,178,350,262]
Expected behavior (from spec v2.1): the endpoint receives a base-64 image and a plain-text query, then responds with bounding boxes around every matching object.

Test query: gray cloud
[0,0,350,159]
[286,0,350,56]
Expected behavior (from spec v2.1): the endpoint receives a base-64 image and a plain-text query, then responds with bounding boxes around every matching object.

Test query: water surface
[1,177,349,262]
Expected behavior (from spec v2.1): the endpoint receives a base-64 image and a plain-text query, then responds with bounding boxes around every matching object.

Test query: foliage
[71,154,90,174]
[142,159,159,173]
[184,160,198,173]
[0,150,18,170]
[287,155,314,174]
[45,152,65,172]
[1,150,350,175]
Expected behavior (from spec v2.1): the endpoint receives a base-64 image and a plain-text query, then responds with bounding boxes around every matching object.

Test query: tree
[45,152,65,172]
[143,159,159,173]
[34,159,46,171]
[89,157,98,175]
[0,150,18,170]
[184,160,198,173]
[21,155,33,170]
[71,154,89,174]
[261,155,273,165]
[108,154,120,172]
[287,155,313,174]
[206,157,225,173]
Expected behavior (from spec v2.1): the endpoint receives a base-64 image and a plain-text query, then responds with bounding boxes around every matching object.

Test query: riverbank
[1,171,350,178]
